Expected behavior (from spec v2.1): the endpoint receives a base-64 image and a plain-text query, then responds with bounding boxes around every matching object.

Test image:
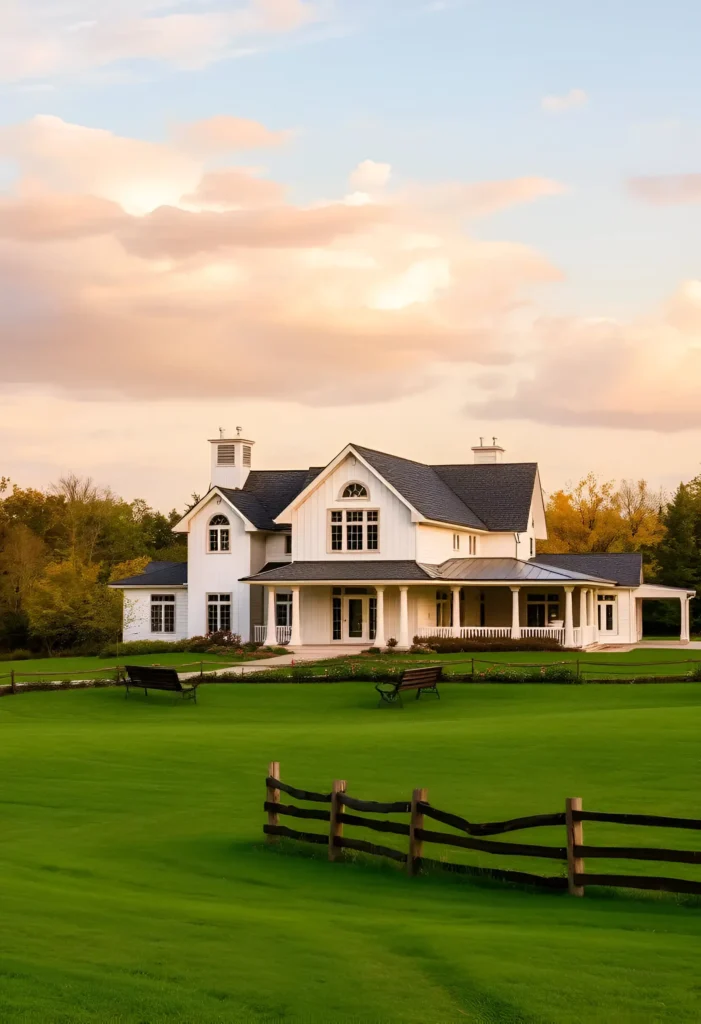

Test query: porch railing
[253,625,292,644]
[417,625,581,647]
[417,626,513,640]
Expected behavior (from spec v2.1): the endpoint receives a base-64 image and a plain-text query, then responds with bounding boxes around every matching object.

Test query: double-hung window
[209,514,230,552]
[328,510,379,552]
[207,593,231,633]
[151,594,175,634]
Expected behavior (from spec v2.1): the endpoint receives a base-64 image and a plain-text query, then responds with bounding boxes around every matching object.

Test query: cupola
[209,427,254,490]
[471,436,505,464]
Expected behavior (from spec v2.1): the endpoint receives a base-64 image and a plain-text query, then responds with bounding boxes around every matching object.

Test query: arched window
[209,514,230,552]
[342,482,368,499]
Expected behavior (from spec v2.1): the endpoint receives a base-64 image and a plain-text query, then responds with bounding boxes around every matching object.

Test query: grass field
[306,647,701,679]
[0,651,257,682]
[2,683,701,1022]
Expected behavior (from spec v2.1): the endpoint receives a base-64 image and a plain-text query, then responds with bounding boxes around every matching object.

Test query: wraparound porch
[253,583,601,649]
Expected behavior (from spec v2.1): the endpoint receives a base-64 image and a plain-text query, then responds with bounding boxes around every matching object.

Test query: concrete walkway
[186,644,368,679]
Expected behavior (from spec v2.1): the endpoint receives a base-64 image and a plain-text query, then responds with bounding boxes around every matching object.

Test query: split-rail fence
[264,763,701,898]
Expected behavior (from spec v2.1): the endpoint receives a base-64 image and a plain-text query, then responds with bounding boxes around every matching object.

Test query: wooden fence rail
[262,762,701,899]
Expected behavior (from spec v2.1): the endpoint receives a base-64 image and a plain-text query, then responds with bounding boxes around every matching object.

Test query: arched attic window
[341,482,369,499]
[209,514,230,552]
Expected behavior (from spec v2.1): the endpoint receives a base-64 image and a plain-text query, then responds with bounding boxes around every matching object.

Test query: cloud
[175,116,293,154]
[350,160,392,191]
[0,113,563,405]
[541,88,588,113]
[182,169,286,208]
[466,281,701,432]
[627,174,701,205]
[0,0,321,82]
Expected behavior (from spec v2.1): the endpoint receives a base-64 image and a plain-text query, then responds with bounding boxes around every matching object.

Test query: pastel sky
[2,0,701,510]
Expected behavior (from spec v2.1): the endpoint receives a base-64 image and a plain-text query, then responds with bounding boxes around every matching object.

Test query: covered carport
[633,583,696,643]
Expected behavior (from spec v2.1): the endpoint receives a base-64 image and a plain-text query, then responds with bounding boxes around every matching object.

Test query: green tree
[25,561,122,654]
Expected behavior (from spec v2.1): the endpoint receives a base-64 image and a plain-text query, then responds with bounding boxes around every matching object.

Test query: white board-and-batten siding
[186,494,252,640]
[122,589,188,642]
[291,455,415,561]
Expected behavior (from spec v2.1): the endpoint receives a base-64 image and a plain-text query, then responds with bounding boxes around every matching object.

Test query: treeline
[1,470,700,655]
[539,473,701,634]
[0,475,186,654]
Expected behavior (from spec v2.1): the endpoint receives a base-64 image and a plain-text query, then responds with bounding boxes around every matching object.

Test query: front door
[597,596,617,634]
[345,596,365,641]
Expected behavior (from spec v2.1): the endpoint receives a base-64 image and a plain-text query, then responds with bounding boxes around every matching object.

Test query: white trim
[274,444,422,524]
[172,488,255,533]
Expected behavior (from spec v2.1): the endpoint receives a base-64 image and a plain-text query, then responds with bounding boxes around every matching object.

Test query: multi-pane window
[342,483,368,498]
[436,590,452,627]
[209,514,230,552]
[526,593,560,628]
[597,595,617,631]
[207,593,231,633]
[330,510,343,550]
[151,594,175,633]
[369,596,377,640]
[332,596,342,640]
[276,593,292,627]
[469,535,477,555]
[453,533,460,551]
[328,510,379,552]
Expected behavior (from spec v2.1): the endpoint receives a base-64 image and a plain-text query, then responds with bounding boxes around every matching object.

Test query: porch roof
[241,557,615,585]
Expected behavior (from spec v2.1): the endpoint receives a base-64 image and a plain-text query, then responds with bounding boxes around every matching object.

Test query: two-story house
[110,431,694,649]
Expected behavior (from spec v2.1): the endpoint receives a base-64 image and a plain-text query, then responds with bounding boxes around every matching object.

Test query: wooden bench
[375,666,442,706]
[124,665,200,703]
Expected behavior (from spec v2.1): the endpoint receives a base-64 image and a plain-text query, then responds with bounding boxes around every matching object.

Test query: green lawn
[309,648,701,679]
[0,651,258,683]
[1,684,701,1022]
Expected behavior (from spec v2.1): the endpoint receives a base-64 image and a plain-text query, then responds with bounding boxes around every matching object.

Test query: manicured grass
[310,648,701,679]
[1,684,701,1022]
[0,652,257,682]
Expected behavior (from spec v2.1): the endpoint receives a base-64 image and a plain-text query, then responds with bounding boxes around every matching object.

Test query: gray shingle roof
[432,463,538,532]
[352,445,486,529]
[219,468,324,531]
[242,557,614,584]
[532,553,643,587]
[110,561,187,587]
[242,560,435,582]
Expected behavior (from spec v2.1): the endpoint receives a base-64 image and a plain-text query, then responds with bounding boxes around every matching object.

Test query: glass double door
[339,594,376,642]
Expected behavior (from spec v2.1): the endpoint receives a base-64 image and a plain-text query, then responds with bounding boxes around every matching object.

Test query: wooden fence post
[565,797,584,896]
[408,787,427,877]
[328,779,347,861]
[266,761,280,843]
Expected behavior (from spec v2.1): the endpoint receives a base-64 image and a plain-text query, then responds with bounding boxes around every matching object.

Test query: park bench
[375,665,442,706]
[124,665,200,703]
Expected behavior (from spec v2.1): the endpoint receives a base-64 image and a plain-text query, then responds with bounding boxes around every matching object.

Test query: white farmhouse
[110,432,694,649]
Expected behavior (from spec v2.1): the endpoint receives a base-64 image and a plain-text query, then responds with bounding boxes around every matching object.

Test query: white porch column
[289,586,302,647]
[579,588,587,646]
[564,586,575,647]
[510,586,521,640]
[451,586,461,638]
[264,587,277,646]
[374,587,386,648]
[398,586,410,649]
[681,596,690,643]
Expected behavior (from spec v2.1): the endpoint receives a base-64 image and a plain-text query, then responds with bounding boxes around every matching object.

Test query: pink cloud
[467,281,701,432]
[0,114,566,405]
[182,169,286,207]
[175,115,292,154]
[627,174,701,205]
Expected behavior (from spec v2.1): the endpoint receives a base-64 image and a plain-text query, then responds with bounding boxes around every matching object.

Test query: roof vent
[472,436,505,464]
[217,443,237,466]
